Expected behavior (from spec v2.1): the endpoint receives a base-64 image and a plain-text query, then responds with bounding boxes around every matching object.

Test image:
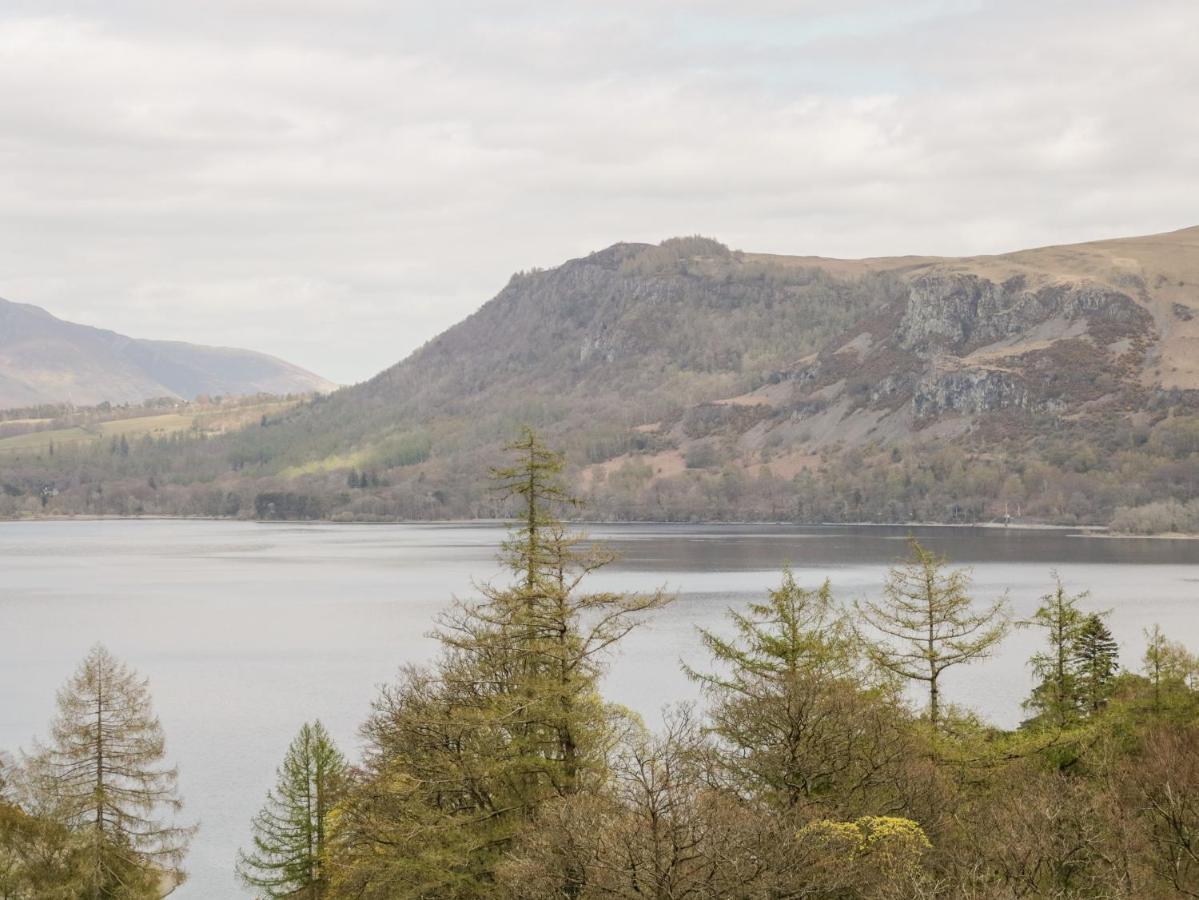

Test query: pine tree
[1022,576,1087,728]
[854,539,1009,729]
[31,644,194,899]
[238,721,345,899]
[1071,613,1119,714]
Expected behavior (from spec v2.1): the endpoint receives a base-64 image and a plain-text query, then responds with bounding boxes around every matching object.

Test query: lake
[2,519,1197,898]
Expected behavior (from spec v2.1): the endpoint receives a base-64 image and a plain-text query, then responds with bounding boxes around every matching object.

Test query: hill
[3,228,1198,530]
[0,297,337,407]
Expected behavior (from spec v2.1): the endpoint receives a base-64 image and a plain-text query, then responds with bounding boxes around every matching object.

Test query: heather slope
[4,228,1198,529]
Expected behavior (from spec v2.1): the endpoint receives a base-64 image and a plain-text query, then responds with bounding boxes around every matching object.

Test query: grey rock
[897,274,1144,354]
[912,368,1029,418]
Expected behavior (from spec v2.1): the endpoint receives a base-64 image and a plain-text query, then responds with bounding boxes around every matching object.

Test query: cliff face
[896,274,1150,354]
[17,227,1194,527]
[912,369,1031,418]
[202,228,1197,491]
[724,266,1162,447]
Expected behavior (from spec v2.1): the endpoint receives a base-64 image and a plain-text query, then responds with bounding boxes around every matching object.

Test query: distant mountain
[0,298,337,408]
[7,227,1199,530]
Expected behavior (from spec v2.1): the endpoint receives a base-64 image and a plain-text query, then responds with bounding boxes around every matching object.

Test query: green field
[0,402,293,456]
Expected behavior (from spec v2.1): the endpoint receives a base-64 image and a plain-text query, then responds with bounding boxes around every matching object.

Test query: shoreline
[0,512,1160,534]
[5,513,1195,539]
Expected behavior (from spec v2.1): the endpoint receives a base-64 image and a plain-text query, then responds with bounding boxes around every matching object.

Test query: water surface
[2,520,1196,898]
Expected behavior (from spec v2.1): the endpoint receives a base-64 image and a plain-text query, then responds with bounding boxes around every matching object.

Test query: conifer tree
[1142,624,1197,713]
[238,721,345,899]
[31,644,193,899]
[1022,576,1087,728]
[855,539,1009,729]
[329,427,668,897]
[687,570,910,812]
[445,427,670,798]
[488,426,580,588]
[1071,612,1119,714]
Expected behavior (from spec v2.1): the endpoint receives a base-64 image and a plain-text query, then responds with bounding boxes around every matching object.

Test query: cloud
[0,0,1196,383]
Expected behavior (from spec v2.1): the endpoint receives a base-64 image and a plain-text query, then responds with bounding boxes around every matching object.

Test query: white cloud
[0,1,1196,383]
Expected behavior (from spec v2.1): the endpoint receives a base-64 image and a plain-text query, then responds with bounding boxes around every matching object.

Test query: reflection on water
[1,520,1196,898]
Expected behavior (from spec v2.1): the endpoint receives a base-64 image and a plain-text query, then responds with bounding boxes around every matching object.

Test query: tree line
[4,428,1199,898]
[7,408,1198,534]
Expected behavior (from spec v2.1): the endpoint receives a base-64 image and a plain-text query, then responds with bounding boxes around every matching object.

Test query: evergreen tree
[1071,612,1119,714]
[30,644,194,899]
[855,539,1009,729]
[238,721,345,899]
[1022,576,1087,728]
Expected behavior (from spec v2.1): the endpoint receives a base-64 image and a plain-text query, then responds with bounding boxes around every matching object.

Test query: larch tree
[1022,575,1088,728]
[1142,624,1198,714]
[434,427,671,805]
[328,427,668,898]
[31,644,194,899]
[685,570,913,814]
[237,721,345,899]
[854,539,1009,729]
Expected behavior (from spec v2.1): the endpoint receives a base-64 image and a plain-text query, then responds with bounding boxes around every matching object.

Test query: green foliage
[373,429,432,468]
[238,721,346,899]
[1022,576,1089,728]
[326,428,668,898]
[1142,623,1199,716]
[796,815,931,879]
[3,646,194,899]
[12,437,1199,900]
[1073,612,1120,714]
[685,571,918,814]
[855,539,1010,728]
[0,796,92,899]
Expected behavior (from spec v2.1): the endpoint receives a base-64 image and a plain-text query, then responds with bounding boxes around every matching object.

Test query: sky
[1,0,1197,385]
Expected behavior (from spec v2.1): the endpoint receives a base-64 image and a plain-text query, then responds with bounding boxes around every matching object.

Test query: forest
[3,430,1199,899]
[3,398,1198,534]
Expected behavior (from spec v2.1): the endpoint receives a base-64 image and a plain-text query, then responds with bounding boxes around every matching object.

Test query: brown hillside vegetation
[3,228,1198,531]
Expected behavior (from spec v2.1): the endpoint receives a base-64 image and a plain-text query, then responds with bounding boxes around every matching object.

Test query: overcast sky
[1,1,1196,384]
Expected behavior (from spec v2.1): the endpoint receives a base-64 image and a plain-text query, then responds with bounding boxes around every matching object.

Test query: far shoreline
[3,513,1197,540]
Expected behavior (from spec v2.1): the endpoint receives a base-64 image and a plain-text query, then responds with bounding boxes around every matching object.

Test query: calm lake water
[2,520,1198,898]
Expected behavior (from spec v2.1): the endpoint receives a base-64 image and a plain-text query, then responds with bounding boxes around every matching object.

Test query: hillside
[4,228,1198,529]
[0,297,337,407]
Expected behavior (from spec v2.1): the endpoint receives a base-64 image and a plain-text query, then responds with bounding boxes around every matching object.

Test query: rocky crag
[6,227,1199,528]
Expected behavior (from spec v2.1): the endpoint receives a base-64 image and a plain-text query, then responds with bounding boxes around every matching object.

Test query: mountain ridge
[4,226,1198,531]
[0,297,337,407]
